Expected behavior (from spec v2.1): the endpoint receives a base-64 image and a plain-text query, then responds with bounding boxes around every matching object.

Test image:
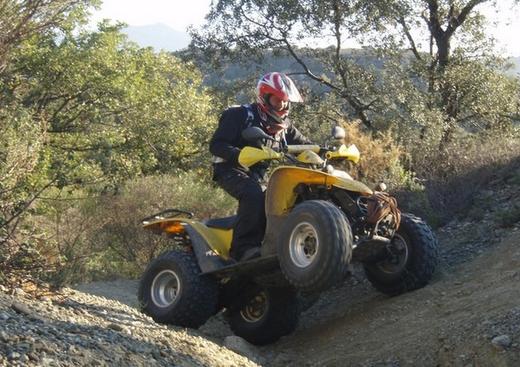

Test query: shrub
[416,130,520,223]
[495,205,520,228]
[80,171,236,281]
[341,120,419,190]
[30,170,237,284]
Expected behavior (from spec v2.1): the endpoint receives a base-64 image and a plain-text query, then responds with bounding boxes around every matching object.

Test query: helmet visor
[280,75,303,103]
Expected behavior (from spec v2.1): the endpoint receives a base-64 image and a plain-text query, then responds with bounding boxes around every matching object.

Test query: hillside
[1,168,519,366]
[123,24,190,51]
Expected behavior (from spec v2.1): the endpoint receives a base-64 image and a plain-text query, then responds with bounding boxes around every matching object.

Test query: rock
[491,335,512,350]
[41,357,57,366]
[29,313,48,324]
[11,301,32,315]
[0,311,9,320]
[7,352,21,360]
[107,323,125,332]
[224,336,261,362]
[14,288,26,297]
[0,331,10,342]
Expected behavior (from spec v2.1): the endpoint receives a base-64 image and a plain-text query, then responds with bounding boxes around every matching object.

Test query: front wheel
[363,213,439,296]
[278,200,352,293]
[138,250,219,328]
[227,285,299,345]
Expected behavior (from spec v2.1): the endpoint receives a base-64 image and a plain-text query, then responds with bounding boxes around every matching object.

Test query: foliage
[1,11,216,286]
[5,24,215,187]
[495,205,520,228]
[337,121,412,189]
[416,129,520,224]
[2,0,520,287]
[0,0,99,71]
[190,0,520,147]
[31,171,236,283]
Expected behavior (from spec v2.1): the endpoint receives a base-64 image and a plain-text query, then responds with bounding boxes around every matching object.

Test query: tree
[191,0,384,129]
[1,23,216,263]
[0,0,98,72]
[1,0,98,271]
[368,0,520,144]
[5,23,215,188]
[190,0,519,146]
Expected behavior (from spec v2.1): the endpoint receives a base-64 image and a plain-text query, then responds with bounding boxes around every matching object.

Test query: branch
[446,0,488,36]
[3,177,58,228]
[424,0,444,40]
[396,15,423,61]
[284,41,342,92]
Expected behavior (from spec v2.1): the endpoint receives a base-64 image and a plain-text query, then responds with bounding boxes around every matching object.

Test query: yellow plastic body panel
[266,166,372,216]
[296,150,324,165]
[238,146,282,168]
[326,144,360,163]
[142,218,233,259]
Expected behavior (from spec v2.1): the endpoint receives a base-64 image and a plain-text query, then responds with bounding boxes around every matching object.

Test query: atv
[137,126,439,345]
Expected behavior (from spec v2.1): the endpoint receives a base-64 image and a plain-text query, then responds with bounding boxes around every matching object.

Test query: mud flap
[183,225,232,273]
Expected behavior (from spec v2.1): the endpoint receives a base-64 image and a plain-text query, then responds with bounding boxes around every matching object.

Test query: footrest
[202,255,279,278]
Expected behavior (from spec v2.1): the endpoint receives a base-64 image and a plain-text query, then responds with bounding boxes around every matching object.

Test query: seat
[203,215,237,230]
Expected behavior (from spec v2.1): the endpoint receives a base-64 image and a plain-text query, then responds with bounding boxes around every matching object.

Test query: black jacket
[209,103,311,180]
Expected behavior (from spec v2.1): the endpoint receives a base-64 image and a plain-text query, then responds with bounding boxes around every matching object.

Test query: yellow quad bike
[138,126,439,345]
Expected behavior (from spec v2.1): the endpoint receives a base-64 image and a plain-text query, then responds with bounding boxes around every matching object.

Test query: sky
[89,0,520,57]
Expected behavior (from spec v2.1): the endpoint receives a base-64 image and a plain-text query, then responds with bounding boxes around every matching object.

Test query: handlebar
[285,145,321,154]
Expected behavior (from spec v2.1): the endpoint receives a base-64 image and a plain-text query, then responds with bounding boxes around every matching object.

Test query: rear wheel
[363,213,439,296]
[278,200,352,293]
[227,285,299,345]
[138,250,219,328]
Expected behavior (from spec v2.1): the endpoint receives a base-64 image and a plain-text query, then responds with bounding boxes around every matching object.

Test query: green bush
[495,205,520,228]
[405,129,520,224]
[92,171,236,278]
[340,120,418,190]
[26,170,237,285]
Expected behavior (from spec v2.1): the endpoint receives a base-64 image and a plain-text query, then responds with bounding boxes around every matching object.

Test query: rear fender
[143,218,232,273]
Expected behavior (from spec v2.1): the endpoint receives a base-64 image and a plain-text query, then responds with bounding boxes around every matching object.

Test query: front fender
[262,166,372,256]
[265,166,372,216]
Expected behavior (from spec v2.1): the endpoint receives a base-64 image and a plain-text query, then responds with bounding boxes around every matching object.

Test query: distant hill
[123,23,190,51]
[507,56,520,76]
[120,25,520,78]
[120,26,383,90]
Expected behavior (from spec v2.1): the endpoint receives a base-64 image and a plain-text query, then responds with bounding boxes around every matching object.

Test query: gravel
[0,289,258,367]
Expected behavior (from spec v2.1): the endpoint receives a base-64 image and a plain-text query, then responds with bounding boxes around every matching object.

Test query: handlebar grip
[286,145,321,154]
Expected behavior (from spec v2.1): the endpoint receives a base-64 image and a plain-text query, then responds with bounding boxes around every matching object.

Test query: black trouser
[215,167,266,260]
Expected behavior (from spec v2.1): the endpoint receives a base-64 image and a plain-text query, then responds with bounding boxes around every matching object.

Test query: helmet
[256,72,303,125]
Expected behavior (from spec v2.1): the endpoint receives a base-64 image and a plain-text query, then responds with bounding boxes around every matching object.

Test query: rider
[210,72,312,262]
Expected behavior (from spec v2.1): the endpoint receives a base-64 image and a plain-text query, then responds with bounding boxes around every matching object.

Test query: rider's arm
[209,107,246,164]
[285,121,312,145]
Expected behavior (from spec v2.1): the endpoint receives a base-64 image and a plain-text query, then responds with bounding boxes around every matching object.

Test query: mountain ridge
[123,23,190,51]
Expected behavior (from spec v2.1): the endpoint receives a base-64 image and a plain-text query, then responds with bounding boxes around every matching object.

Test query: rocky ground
[0,285,257,367]
[1,176,519,366]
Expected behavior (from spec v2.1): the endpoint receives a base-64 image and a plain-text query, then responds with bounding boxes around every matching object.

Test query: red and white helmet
[256,72,303,124]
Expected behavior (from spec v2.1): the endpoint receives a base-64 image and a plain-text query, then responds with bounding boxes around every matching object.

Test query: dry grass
[341,120,416,190]
[30,170,238,284]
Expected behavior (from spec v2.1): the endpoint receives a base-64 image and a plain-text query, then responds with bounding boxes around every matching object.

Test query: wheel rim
[376,233,409,274]
[289,221,319,268]
[240,291,268,323]
[151,269,181,308]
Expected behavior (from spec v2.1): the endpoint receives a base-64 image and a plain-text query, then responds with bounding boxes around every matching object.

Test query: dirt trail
[71,171,520,366]
[73,227,520,366]
[267,229,520,366]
